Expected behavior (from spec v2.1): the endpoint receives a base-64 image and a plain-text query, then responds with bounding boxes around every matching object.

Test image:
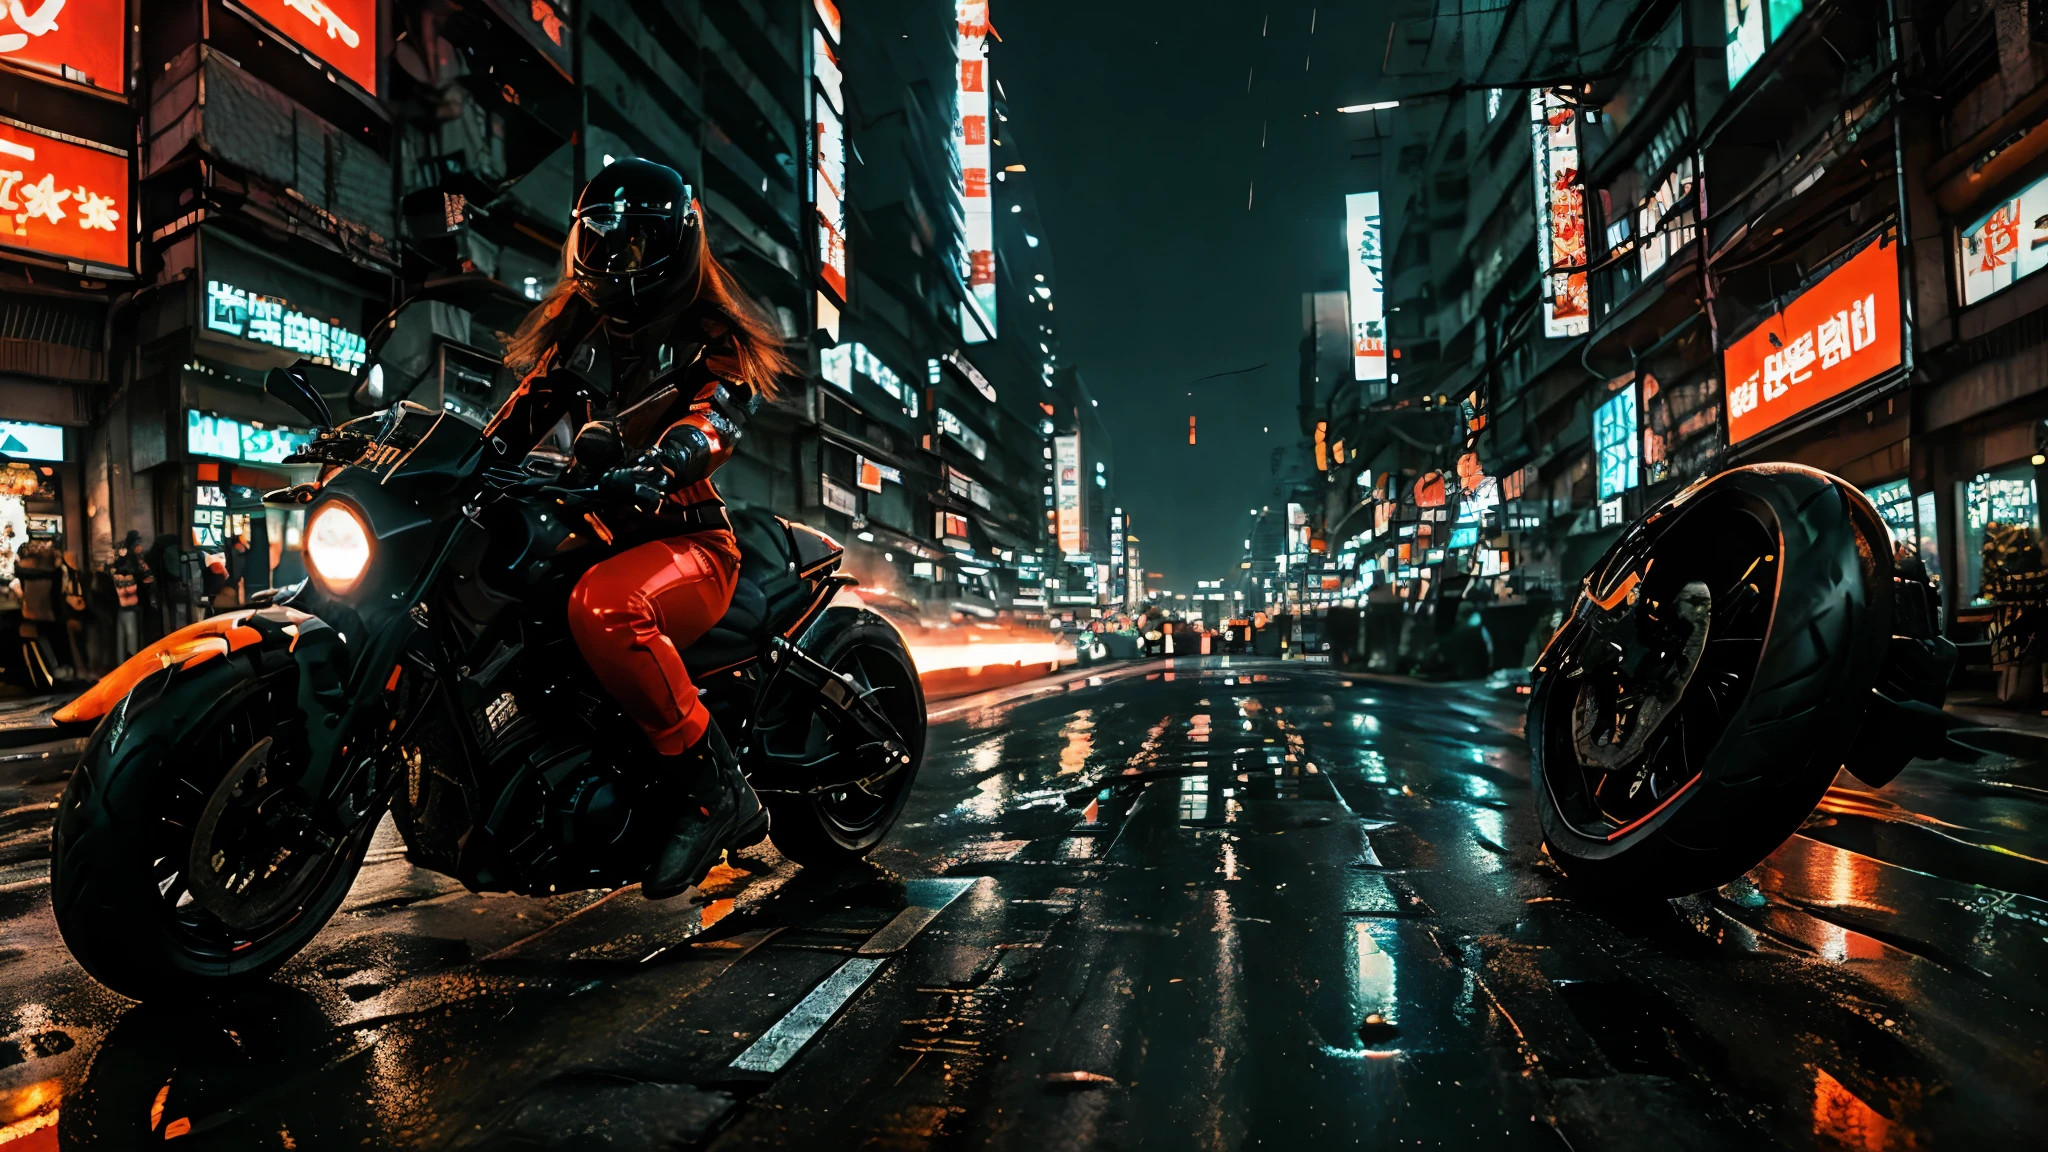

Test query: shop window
[1958,464,2039,606]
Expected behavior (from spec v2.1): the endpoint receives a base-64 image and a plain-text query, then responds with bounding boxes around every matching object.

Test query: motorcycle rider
[489,158,793,899]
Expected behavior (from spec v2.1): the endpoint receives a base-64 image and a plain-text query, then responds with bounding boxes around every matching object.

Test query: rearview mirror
[351,362,387,412]
[265,362,334,429]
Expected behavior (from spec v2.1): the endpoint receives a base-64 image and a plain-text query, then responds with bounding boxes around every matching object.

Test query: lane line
[728,877,979,1074]
[729,957,888,1073]
[859,877,978,955]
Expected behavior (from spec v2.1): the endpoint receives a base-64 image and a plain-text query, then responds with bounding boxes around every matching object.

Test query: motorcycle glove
[596,457,670,513]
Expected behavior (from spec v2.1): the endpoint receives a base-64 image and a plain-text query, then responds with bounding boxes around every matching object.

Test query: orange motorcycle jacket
[486,297,759,537]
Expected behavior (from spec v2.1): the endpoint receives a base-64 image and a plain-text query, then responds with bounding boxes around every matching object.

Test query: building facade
[1303,0,2043,679]
[0,1,1085,685]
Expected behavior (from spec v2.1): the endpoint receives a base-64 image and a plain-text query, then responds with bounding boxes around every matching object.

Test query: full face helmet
[570,158,699,312]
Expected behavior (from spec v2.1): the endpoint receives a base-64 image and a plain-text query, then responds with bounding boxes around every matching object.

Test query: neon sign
[205,279,369,376]
[955,1,996,342]
[1530,90,1589,337]
[0,119,128,271]
[1345,191,1386,382]
[813,8,847,300]
[240,0,378,95]
[0,0,125,91]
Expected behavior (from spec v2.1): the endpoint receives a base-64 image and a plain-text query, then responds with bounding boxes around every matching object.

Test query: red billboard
[0,0,126,92]
[240,0,378,95]
[1723,238,1901,444]
[0,120,129,270]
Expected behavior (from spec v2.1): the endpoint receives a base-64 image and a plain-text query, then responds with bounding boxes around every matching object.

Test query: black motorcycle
[1527,464,1960,897]
[49,312,925,1002]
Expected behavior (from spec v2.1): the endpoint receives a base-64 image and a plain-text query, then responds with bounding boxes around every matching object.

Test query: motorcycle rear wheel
[1528,465,1893,898]
[51,664,376,1000]
[756,611,926,867]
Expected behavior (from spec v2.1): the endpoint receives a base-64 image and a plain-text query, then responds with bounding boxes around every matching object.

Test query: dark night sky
[994,2,1394,593]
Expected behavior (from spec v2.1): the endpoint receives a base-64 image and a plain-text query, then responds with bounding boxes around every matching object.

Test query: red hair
[500,207,793,399]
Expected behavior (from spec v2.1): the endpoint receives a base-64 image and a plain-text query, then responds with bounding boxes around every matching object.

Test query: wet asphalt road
[1,656,2045,1150]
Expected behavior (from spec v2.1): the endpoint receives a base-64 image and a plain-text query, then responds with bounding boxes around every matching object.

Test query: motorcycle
[48,288,926,1001]
[1527,463,1960,897]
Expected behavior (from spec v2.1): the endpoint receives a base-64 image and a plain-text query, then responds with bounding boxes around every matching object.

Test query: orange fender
[54,609,306,725]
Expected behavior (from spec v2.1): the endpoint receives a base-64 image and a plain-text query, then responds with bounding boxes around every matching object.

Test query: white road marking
[729,876,978,1073]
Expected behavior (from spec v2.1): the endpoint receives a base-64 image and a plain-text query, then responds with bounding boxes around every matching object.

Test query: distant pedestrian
[52,535,89,679]
[14,537,59,688]
[113,530,147,661]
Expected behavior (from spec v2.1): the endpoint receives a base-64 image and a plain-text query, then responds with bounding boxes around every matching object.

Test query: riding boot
[642,723,768,900]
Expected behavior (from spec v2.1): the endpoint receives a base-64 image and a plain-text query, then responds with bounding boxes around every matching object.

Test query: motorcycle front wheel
[1527,465,1893,898]
[51,663,376,1000]
[755,610,927,867]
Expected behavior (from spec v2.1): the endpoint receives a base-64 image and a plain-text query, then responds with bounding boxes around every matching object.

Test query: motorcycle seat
[681,509,840,676]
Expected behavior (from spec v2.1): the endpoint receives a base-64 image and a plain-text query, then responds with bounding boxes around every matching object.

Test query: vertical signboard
[239,0,379,95]
[1723,238,1901,443]
[1726,0,1804,89]
[813,1,847,300]
[1593,384,1640,500]
[1054,433,1082,554]
[1109,509,1126,603]
[1530,90,1589,337]
[0,0,125,91]
[956,1,996,343]
[1345,192,1386,384]
[0,120,130,272]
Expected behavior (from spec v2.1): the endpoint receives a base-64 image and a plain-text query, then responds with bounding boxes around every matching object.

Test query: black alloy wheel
[756,613,926,865]
[1528,465,1893,897]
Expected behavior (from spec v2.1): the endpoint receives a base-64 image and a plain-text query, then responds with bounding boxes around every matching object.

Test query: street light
[1337,100,1399,113]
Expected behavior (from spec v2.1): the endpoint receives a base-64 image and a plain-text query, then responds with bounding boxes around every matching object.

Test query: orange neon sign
[0,120,129,270]
[0,0,125,91]
[1723,239,1901,443]
[239,0,378,95]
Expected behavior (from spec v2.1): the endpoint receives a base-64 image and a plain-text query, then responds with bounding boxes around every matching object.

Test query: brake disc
[1571,579,1712,770]
[186,737,335,931]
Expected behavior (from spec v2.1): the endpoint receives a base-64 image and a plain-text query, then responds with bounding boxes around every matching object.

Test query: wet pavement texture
[2,657,2044,1149]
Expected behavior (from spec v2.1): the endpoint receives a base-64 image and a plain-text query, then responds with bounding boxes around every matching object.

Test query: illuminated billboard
[0,420,63,461]
[187,410,313,464]
[1725,0,1804,89]
[813,7,847,300]
[0,120,129,271]
[1593,384,1639,500]
[1723,237,1901,443]
[1055,433,1082,554]
[1959,169,2048,306]
[1530,90,1589,337]
[955,1,995,343]
[1345,192,1386,383]
[240,0,378,95]
[205,279,370,375]
[0,0,125,91]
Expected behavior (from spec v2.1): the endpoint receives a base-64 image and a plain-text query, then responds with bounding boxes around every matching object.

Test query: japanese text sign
[1723,239,1900,443]
[205,279,368,375]
[0,120,127,270]
[1345,191,1386,383]
[240,0,377,95]
[0,0,125,91]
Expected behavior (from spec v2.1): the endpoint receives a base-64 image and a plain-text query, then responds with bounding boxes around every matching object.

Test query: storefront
[0,420,82,565]
[156,227,377,603]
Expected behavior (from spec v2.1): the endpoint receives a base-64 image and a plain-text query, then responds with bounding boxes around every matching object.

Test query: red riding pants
[567,530,741,756]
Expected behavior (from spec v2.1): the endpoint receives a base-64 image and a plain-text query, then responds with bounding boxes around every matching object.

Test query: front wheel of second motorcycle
[1527,465,1893,898]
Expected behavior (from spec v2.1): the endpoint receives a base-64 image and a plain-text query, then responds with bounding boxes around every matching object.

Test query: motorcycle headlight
[305,502,372,593]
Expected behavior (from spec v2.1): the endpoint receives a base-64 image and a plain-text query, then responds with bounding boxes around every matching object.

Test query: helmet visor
[574,207,677,277]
